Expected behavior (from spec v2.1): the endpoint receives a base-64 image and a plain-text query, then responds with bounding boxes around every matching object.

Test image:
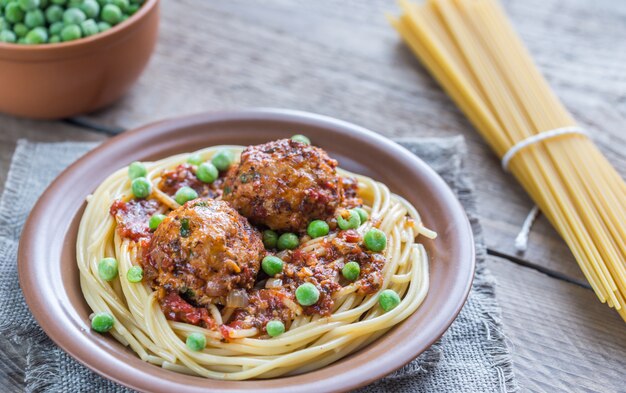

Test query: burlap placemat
[0,137,517,392]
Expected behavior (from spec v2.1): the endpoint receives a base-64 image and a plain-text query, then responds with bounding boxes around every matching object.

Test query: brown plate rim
[18,108,475,393]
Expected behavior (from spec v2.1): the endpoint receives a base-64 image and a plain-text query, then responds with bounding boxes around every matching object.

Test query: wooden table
[1,0,625,391]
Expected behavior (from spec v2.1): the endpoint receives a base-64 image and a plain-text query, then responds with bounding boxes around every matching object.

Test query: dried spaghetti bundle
[390,0,626,320]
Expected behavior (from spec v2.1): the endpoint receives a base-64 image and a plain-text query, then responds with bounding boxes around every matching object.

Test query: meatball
[223,139,342,232]
[145,199,265,305]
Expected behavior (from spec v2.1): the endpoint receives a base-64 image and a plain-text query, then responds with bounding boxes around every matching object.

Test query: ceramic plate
[18,109,474,392]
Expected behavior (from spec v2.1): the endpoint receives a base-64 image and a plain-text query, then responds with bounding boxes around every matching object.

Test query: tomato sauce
[110,199,160,242]
[108,148,386,339]
[158,164,224,199]
[160,292,215,328]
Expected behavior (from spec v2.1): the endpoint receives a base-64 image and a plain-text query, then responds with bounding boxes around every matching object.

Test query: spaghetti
[76,142,435,379]
[390,0,626,320]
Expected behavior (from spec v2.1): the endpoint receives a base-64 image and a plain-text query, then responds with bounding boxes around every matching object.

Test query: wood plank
[486,256,626,393]
[0,115,106,196]
[0,334,27,393]
[0,116,104,391]
[77,0,626,283]
[0,116,104,390]
[0,0,624,391]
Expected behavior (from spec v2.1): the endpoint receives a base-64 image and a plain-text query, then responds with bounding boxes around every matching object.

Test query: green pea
[96,20,109,31]
[239,172,254,183]
[0,30,16,42]
[174,186,198,205]
[5,3,25,24]
[24,26,47,43]
[126,265,143,283]
[18,0,39,11]
[354,207,369,223]
[47,21,62,34]
[378,289,401,312]
[295,282,319,306]
[186,332,206,351]
[127,161,147,179]
[97,257,118,281]
[261,255,283,276]
[291,134,310,145]
[91,312,114,333]
[13,22,28,36]
[337,209,361,230]
[100,3,121,24]
[24,8,44,27]
[44,4,63,23]
[186,153,203,166]
[342,261,360,281]
[364,228,386,252]
[262,230,278,249]
[307,220,329,238]
[111,0,127,11]
[179,218,190,237]
[131,177,151,199]
[266,320,285,337]
[148,213,166,231]
[0,0,133,45]
[80,18,97,35]
[79,0,99,18]
[62,7,85,25]
[211,149,234,171]
[60,23,81,40]
[196,162,218,183]
[277,233,299,250]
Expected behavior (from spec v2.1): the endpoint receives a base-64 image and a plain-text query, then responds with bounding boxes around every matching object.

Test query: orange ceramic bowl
[0,0,159,119]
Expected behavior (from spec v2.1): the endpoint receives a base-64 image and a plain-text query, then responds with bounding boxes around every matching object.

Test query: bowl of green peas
[0,0,158,119]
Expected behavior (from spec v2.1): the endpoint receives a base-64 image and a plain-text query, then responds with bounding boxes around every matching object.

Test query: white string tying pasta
[514,205,539,252]
[501,126,588,171]
[501,127,587,252]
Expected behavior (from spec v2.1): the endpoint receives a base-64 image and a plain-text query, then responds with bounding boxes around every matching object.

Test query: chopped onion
[265,278,283,289]
[226,289,249,308]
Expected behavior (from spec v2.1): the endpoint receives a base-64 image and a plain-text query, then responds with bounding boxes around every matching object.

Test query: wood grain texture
[487,256,626,393]
[0,117,104,391]
[0,115,106,196]
[81,0,626,284]
[0,339,26,393]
